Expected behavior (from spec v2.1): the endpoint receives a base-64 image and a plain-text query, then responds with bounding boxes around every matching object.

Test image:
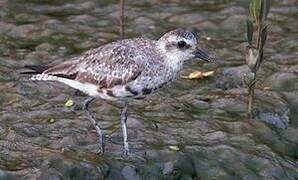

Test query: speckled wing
[45,40,146,89]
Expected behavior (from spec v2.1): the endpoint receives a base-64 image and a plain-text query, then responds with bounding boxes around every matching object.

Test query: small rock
[35,43,55,51]
[276,38,298,53]
[0,22,14,35]
[280,0,298,5]
[149,12,172,20]
[193,99,210,109]
[220,15,246,34]
[25,51,51,62]
[265,72,298,91]
[0,170,21,180]
[7,24,37,39]
[258,110,289,129]
[76,41,98,50]
[44,19,74,34]
[216,65,250,90]
[127,117,144,128]
[134,16,156,32]
[219,6,246,15]
[68,14,97,24]
[195,21,217,31]
[168,13,206,25]
[121,166,140,180]
[22,126,42,137]
[211,96,246,114]
[163,162,174,175]
[282,92,298,126]
[39,157,105,180]
[204,131,227,141]
[13,13,47,24]
[38,168,60,180]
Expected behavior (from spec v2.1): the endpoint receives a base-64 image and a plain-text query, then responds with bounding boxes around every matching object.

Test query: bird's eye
[177,41,187,48]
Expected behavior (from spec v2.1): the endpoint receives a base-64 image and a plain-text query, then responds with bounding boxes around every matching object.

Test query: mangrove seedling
[244,0,271,118]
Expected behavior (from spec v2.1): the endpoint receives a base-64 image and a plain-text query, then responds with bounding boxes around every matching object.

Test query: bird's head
[157,29,212,63]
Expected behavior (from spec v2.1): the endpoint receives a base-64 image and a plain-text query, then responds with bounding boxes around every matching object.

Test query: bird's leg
[82,97,105,155]
[120,101,129,156]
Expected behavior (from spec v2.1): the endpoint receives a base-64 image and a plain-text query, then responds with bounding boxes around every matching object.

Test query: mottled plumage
[23,29,211,156]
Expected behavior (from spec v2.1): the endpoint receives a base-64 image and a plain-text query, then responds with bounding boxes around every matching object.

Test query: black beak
[193,48,212,62]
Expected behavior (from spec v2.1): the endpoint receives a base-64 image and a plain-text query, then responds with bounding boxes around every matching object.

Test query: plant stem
[246,0,270,119]
[247,6,263,118]
[119,0,124,39]
[248,83,255,119]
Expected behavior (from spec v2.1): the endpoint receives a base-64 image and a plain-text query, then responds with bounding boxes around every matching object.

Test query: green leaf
[260,24,268,50]
[249,1,254,20]
[246,19,254,45]
[250,0,257,21]
[255,51,264,72]
[259,0,265,22]
[255,0,261,21]
[250,0,255,21]
[260,0,271,22]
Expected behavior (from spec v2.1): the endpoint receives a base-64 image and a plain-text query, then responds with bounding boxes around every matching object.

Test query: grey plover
[22,29,211,156]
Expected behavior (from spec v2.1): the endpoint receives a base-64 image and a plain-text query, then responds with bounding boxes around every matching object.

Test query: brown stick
[119,0,124,39]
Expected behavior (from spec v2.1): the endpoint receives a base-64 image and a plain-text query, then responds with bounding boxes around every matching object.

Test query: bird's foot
[122,146,130,158]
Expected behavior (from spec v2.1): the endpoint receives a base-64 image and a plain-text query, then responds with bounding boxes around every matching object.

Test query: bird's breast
[98,61,182,100]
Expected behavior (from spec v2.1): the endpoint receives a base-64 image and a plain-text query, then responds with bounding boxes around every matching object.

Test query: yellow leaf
[65,99,74,107]
[202,71,215,77]
[181,70,215,79]
[169,145,180,151]
[189,71,203,79]
[264,87,271,90]
[49,118,55,123]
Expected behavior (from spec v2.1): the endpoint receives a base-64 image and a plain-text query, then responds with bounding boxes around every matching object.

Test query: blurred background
[0,0,297,179]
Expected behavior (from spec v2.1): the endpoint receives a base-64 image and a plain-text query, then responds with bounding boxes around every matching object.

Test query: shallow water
[0,0,297,179]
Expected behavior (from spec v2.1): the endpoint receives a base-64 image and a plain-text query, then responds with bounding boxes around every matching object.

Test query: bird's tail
[21,60,79,81]
[20,65,59,81]
[20,65,49,75]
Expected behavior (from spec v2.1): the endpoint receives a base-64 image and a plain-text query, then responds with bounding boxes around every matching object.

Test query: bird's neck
[156,42,184,75]
[166,57,184,76]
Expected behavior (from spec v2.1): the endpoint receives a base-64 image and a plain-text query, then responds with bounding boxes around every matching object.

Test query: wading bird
[22,29,211,156]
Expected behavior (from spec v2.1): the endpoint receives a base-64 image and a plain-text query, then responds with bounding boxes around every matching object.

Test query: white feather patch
[31,74,100,97]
